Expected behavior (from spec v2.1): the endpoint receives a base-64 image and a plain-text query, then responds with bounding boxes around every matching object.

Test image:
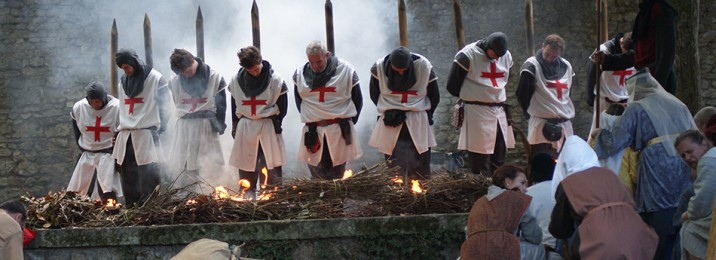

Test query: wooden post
[453,0,464,50]
[325,0,335,54]
[594,0,603,128]
[251,0,261,49]
[398,0,408,47]
[110,19,118,97]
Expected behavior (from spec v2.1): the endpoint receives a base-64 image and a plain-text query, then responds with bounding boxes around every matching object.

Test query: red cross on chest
[480,61,505,87]
[612,70,633,87]
[242,96,267,116]
[182,97,208,112]
[124,97,144,114]
[390,90,418,103]
[546,80,569,100]
[310,86,336,102]
[86,116,110,142]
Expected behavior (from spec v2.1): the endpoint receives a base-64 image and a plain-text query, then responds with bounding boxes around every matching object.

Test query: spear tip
[144,13,150,26]
[326,0,332,7]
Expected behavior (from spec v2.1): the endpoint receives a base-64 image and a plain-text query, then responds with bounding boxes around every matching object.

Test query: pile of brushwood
[22,162,490,229]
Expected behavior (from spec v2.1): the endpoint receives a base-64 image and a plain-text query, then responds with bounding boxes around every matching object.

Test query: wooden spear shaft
[325,0,335,54]
[110,19,118,97]
[196,6,205,60]
[251,0,261,49]
[525,0,535,56]
[594,0,603,128]
[398,0,408,47]
[601,0,608,42]
[453,0,464,50]
[143,13,153,68]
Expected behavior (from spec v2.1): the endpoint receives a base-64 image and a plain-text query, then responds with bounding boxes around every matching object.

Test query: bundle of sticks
[23,162,491,229]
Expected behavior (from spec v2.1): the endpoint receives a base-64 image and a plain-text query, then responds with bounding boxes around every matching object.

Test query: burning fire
[411,180,423,194]
[214,186,231,199]
[106,199,117,207]
[185,199,197,206]
[391,176,404,184]
[239,179,251,195]
[341,169,353,180]
[261,167,268,189]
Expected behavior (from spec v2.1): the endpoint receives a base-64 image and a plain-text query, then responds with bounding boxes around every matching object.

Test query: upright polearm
[594,0,605,128]
[601,0,608,41]
[251,0,261,49]
[143,13,153,68]
[110,19,118,97]
[525,0,535,56]
[452,0,464,50]
[196,6,205,60]
[325,0,335,54]
[398,0,408,47]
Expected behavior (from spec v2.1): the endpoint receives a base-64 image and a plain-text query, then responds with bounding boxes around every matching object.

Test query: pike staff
[325,0,335,54]
[453,0,465,50]
[593,0,607,128]
[398,0,408,47]
[252,0,261,49]
[524,0,534,56]
[143,13,153,68]
[196,6,205,60]
[110,19,118,97]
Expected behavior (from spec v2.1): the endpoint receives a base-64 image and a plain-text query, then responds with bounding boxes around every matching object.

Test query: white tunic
[168,68,225,171]
[523,57,575,148]
[113,69,167,166]
[68,97,122,197]
[294,59,362,166]
[228,70,287,171]
[455,44,516,154]
[588,44,636,140]
[368,54,437,155]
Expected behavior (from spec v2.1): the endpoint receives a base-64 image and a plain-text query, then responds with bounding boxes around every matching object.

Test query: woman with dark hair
[460,164,544,259]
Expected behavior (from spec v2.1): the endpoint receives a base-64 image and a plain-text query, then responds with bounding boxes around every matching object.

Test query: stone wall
[0,0,713,202]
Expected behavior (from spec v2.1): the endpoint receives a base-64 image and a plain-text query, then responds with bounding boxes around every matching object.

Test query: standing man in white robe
[369,46,439,180]
[294,41,363,180]
[168,49,227,187]
[229,46,287,191]
[446,32,515,176]
[69,81,122,202]
[112,48,172,207]
[516,34,575,159]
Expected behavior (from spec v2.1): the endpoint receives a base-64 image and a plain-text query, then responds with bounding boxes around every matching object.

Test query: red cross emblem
[182,97,208,112]
[390,90,418,103]
[241,96,267,116]
[612,70,633,87]
[124,97,144,114]
[546,80,569,100]
[480,61,505,87]
[86,116,110,142]
[310,86,336,102]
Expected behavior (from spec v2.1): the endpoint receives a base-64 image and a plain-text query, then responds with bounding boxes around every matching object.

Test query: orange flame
[341,169,353,180]
[106,198,116,207]
[185,199,197,205]
[261,167,268,189]
[239,179,251,195]
[392,176,404,184]
[411,180,423,194]
[214,186,230,199]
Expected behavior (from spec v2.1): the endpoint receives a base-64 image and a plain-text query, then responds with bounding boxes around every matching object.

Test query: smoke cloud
[44,0,397,193]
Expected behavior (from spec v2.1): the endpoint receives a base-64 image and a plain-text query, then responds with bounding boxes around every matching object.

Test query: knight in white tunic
[294,41,363,180]
[69,81,122,202]
[168,49,227,187]
[587,32,635,142]
[516,34,575,160]
[229,46,287,191]
[112,48,172,207]
[446,32,515,176]
[368,47,439,180]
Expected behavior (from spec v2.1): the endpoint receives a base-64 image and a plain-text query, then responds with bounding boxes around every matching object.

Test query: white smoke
[62,0,396,192]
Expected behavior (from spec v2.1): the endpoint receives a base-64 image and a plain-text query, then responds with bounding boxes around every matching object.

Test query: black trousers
[239,143,283,191]
[530,143,558,162]
[385,124,431,180]
[308,136,346,180]
[467,122,506,177]
[119,137,161,207]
